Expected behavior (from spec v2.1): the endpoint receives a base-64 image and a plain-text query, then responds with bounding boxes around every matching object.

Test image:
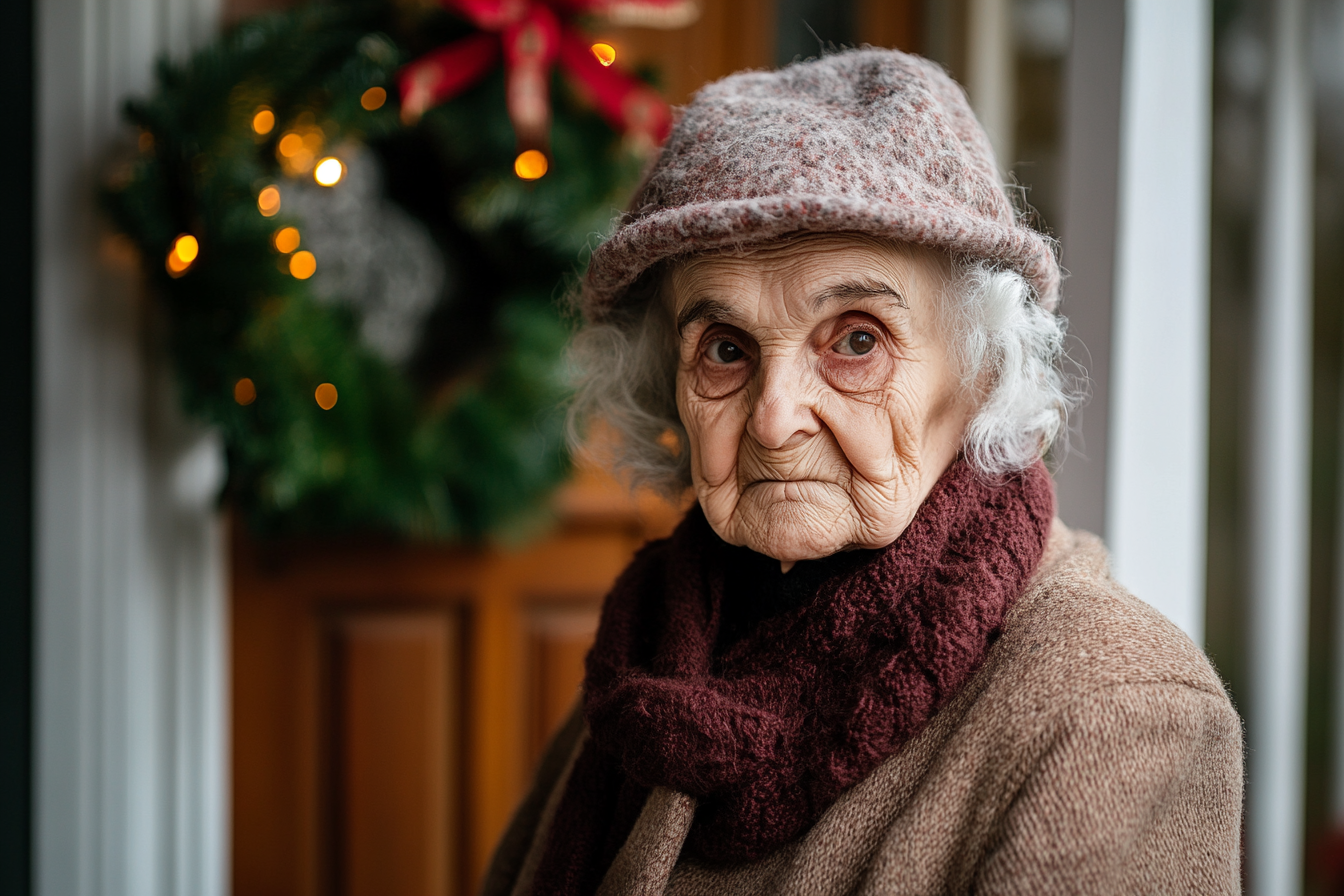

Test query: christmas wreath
[104,0,686,540]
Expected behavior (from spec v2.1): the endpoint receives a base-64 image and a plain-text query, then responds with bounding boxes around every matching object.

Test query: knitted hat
[582,48,1060,319]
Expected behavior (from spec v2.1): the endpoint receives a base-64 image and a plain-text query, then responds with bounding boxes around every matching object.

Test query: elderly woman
[485,49,1242,896]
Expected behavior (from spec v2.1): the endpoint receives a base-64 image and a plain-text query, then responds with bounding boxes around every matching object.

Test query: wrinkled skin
[670,234,975,570]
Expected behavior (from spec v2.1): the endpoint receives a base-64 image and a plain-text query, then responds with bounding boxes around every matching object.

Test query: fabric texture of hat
[582,47,1061,319]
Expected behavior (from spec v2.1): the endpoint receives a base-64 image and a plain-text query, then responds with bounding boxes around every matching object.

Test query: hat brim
[583,193,1060,319]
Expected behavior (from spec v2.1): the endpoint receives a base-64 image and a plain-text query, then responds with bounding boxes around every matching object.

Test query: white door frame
[34,1,227,894]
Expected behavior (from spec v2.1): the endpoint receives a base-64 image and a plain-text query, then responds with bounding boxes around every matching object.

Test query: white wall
[35,1,226,895]
[965,0,1015,171]
[1055,0,1123,541]
[1045,0,1213,647]
[1247,0,1314,892]
[1105,0,1212,644]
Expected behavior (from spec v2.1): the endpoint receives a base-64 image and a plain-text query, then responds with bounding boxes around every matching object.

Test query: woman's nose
[745,357,822,450]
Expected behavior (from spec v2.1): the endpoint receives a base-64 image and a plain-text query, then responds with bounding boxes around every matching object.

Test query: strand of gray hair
[945,260,1077,477]
[565,293,691,493]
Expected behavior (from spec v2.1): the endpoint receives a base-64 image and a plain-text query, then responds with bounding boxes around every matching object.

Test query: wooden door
[227,4,926,892]
[230,466,683,896]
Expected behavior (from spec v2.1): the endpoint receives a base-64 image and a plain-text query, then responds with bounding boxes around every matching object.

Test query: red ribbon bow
[398,0,694,153]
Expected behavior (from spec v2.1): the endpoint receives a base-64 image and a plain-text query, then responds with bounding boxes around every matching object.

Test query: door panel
[334,611,461,896]
[525,605,601,766]
[231,466,684,895]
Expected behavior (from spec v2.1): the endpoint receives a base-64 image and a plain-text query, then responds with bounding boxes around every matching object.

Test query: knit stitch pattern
[583,48,1061,320]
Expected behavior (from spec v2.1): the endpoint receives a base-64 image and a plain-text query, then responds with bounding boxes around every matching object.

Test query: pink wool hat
[582,47,1060,318]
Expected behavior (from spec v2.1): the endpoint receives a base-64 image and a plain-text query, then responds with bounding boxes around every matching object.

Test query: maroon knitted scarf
[529,460,1055,896]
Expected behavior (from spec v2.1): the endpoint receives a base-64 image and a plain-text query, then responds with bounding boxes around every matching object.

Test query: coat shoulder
[994,519,1230,703]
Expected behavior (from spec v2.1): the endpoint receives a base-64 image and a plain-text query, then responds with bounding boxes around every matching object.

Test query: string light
[590,42,616,66]
[234,378,257,405]
[289,250,317,279]
[360,87,387,111]
[273,226,300,253]
[252,107,275,135]
[514,149,548,180]
[165,233,199,277]
[276,125,324,176]
[257,185,281,217]
[314,383,338,410]
[313,157,344,187]
[278,132,305,157]
[174,234,199,263]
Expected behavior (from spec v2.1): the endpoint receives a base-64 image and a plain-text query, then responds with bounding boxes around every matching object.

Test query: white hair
[566,255,1079,493]
[943,259,1077,476]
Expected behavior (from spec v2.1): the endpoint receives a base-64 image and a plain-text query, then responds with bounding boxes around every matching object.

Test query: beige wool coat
[483,521,1244,896]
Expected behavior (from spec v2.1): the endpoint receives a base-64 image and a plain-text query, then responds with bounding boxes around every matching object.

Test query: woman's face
[671,234,975,567]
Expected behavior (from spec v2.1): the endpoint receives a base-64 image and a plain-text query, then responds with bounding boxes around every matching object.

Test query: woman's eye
[832,330,877,356]
[706,339,747,364]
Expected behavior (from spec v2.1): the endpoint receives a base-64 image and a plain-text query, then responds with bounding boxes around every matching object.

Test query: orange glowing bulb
[252,107,275,135]
[514,149,548,180]
[273,226,300,253]
[591,42,616,66]
[313,157,344,187]
[257,185,281,217]
[361,87,387,111]
[165,233,198,277]
[234,378,257,406]
[172,234,199,263]
[289,250,317,280]
[277,132,304,158]
[314,383,338,410]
